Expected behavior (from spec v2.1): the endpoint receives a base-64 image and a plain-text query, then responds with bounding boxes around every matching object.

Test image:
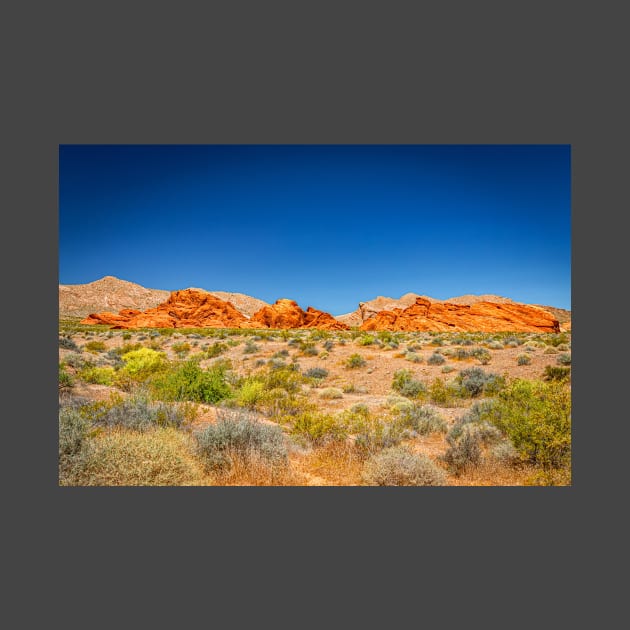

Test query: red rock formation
[81,289,249,329]
[249,299,349,330]
[359,297,559,333]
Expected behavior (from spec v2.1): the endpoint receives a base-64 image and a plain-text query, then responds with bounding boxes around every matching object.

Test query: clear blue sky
[59,145,571,313]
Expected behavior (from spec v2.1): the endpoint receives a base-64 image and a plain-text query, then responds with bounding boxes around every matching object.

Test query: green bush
[119,348,168,379]
[84,340,106,354]
[235,379,265,408]
[79,366,116,385]
[59,364,74,391]
[150,359,232,404]
[405,352,422,363]
[478,379,571,473]
[357,334,376,346]
[517,354,532,365]
[346,353,367,368]
[362,446,446,486]
[291,411,346,445]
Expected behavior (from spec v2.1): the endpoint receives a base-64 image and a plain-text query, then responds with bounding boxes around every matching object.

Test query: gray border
[6,0,620,625]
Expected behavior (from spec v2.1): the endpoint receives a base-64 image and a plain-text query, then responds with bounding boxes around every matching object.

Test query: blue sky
[59,145,571,313]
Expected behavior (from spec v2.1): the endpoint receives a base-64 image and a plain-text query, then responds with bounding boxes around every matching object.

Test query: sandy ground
[59,327,570,486]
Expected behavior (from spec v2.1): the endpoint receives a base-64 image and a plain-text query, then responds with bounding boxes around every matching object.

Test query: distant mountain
[59,276,170,318]
[59,276,270,319]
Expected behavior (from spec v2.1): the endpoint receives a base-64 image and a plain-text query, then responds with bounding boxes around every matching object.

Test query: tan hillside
[60,276,270,319]
[59,276,170,318]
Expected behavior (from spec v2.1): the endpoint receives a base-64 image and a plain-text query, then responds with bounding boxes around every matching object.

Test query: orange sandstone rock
[359,297,559,333]
[249,299,349,330]
[80,289,249,329]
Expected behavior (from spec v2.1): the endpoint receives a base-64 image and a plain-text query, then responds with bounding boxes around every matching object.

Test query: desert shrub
[557,353,572,366]
[273,349,290,359]
[150,359,232,404]
[119,348,168,379]
[64,353,90,369]
[441,365,455,373]
[472,348,491,365]
[172,341,191,356]
[430,337,444,346]
[320,387,343,400]
[291,411,346,444]
[122,331,132,340]
[404,352,422,363]
[243,340,260,354]
[453,348,474,360]
[427,352,446,366]
[490,440,521,466]
[517,354,532,365]
[479,379,571,472]
[428,378,460,406]
[392,369,426,399]
[195,411,289,475]
[84,340,106,354]
[354,420,403,455]
[263,365,304,393]
[556,343,570,352]
[61,428,203,486]
[544,347,558,355]
[322,340,335,351]
[487,341,503,350]
[443,424,483,473]
[267,358,287,370]
[79,366,116,385]
[346,353,367,368]
[59,364,74,391]
[59,406,91,459]
[456,367,504,398]
[90,394,188,430]
[543,366,571,382]
[503,336,523,347]
[113,342,144,356]
[357,334,376,346]
[59,336,80,351]
[395,404,447,435]
[305,367,329,380]
[300,343,319,357]
[446,402,503,445]
[235,379,265,408]
[362,446,446,486]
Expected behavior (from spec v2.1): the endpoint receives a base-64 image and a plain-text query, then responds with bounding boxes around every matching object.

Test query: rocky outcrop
[249,299,349,330]
[81,289,250,329]
[359,297,560,333]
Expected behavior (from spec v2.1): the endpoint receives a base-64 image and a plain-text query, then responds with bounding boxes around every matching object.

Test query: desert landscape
[59,277,571,486]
